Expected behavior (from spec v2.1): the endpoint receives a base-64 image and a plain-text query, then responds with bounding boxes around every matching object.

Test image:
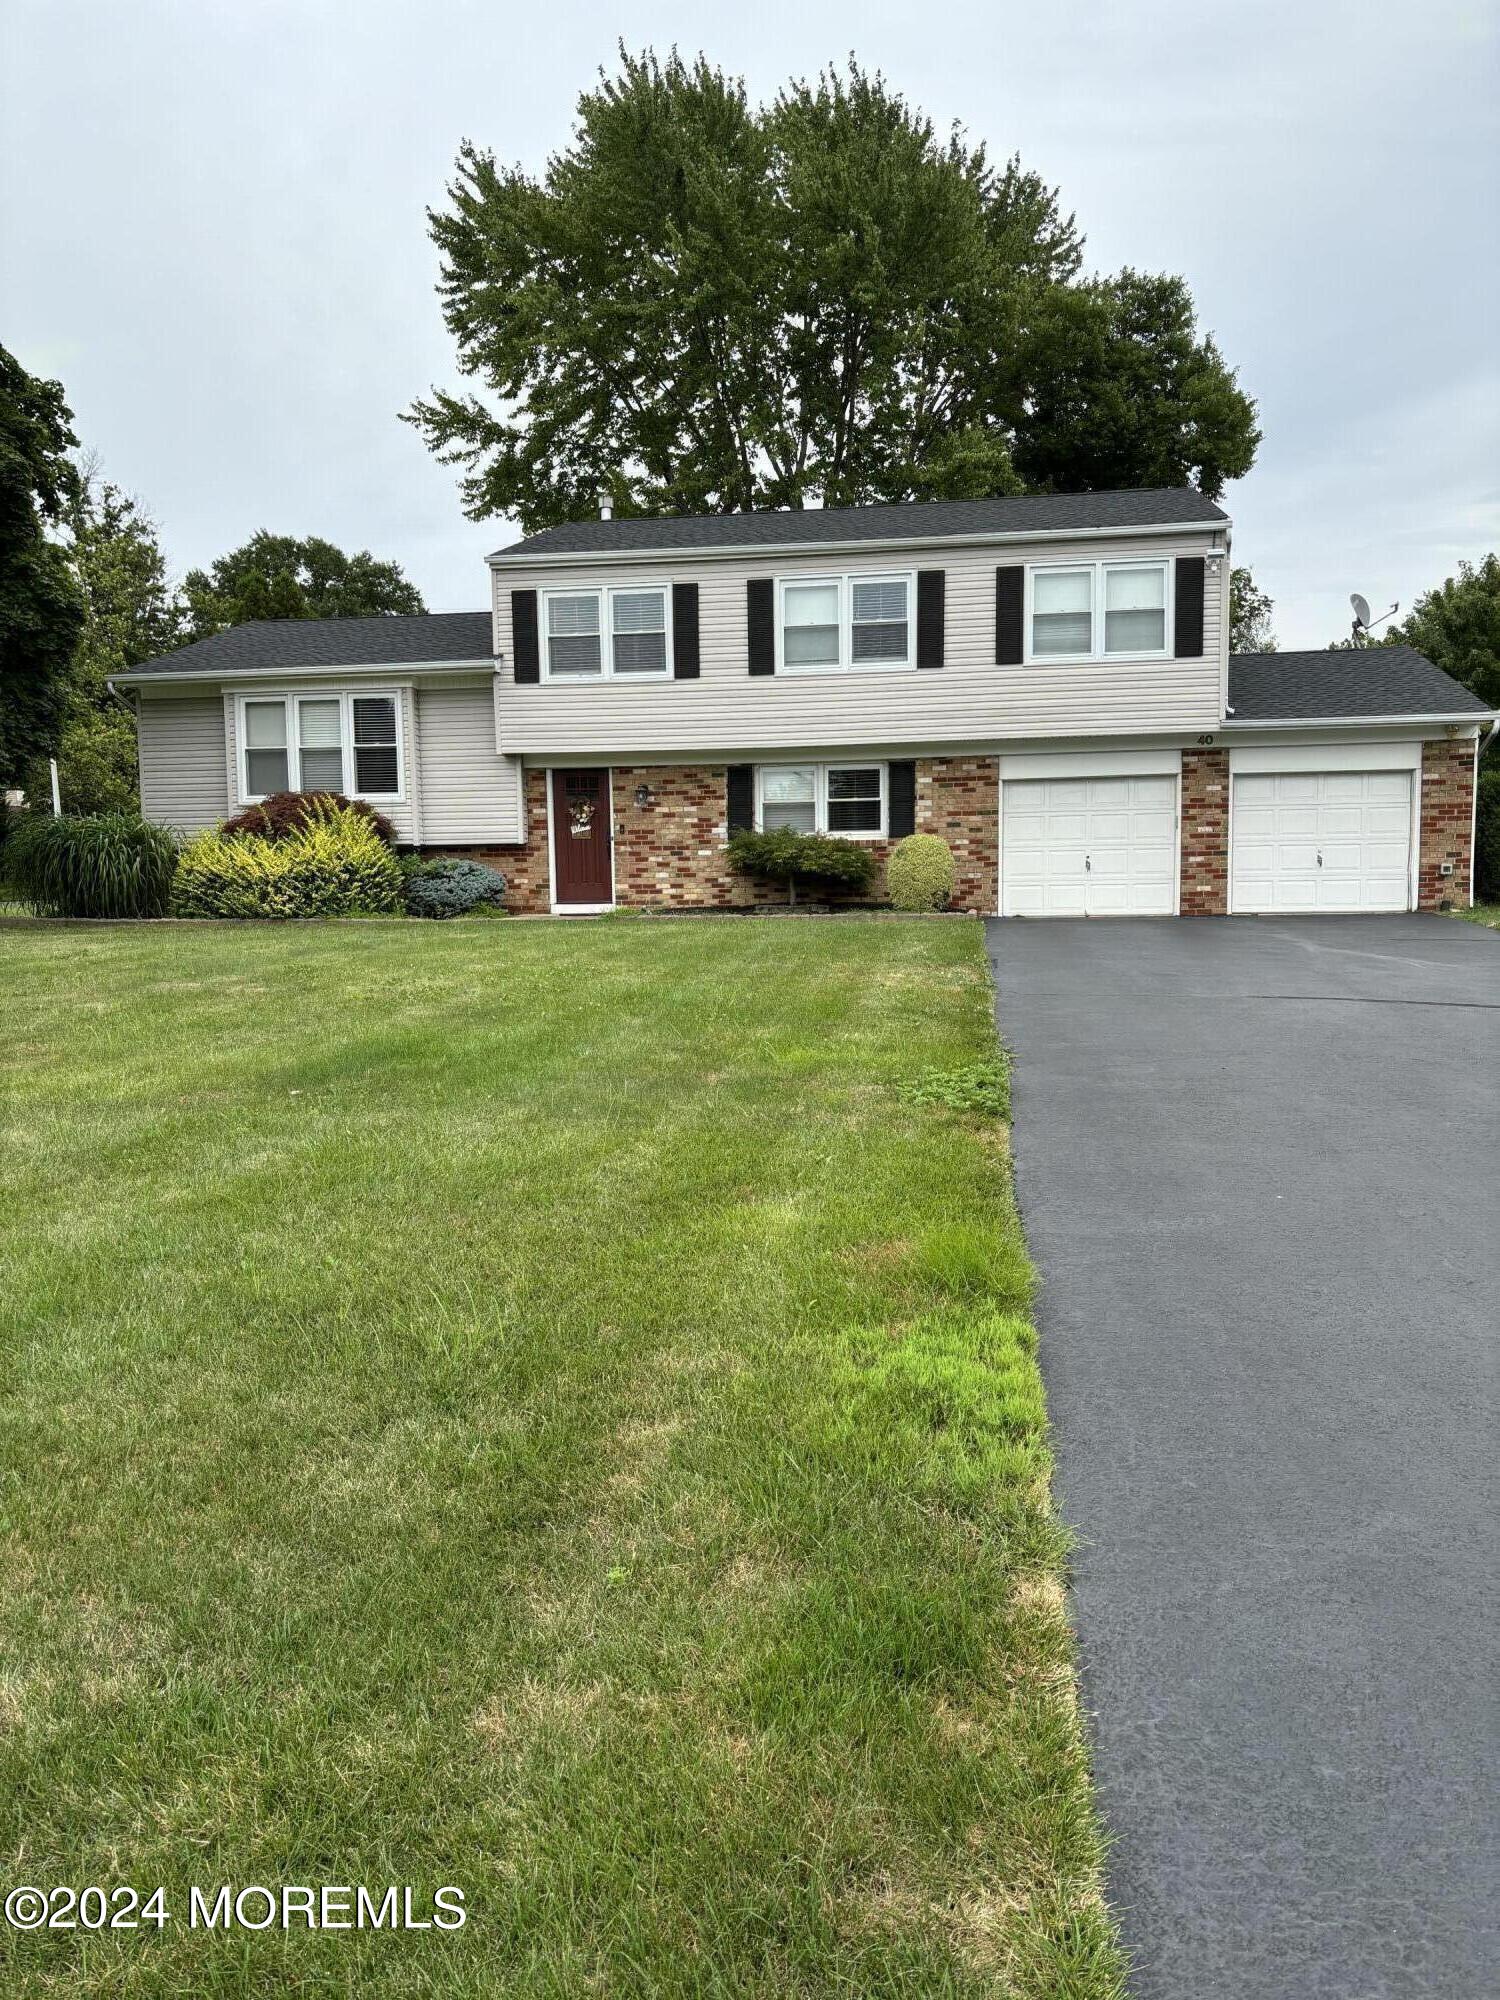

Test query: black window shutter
[511,590,540,682]
[995,566,1024,665]
[672,582,700,679]
[1174,558,1205,658]
[916,571,945,669]
[726,765,754,833]
[888,760,917,838]
[746,579,775,675]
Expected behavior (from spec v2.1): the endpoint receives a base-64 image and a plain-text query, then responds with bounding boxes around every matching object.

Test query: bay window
[543,586,672,680]
[756,763,886,838]
[1027,560,1172,662]
[237,691,402,802]
[776,573,914,672]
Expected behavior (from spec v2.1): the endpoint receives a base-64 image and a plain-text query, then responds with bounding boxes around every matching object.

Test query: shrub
[172,800,402,918]
[6,811,178,918]
[220,790,396,847]
[726,828,877,907]
[402,856,507,918]
[1476,764,1500,902]
[887,833,956,912]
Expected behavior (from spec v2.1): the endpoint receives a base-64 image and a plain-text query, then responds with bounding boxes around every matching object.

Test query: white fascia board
[1221,713,1489,732]
[116,657,495,688]
[488,519,1229,569]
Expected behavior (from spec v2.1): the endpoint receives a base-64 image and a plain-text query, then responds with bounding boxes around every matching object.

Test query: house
[115,489,1494,917]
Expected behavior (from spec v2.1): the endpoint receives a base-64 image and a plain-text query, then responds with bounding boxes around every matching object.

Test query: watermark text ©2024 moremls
[3,1884,466,1933]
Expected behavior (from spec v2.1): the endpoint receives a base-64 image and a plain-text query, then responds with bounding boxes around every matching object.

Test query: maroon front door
[551,769,613,907]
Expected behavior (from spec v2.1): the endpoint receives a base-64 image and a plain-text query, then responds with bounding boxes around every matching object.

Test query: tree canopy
[0,345,86,786]
[409,51,1260,529]
[1380,555,1499,715]
[183,532,424,641]
[1229,565,1277,653]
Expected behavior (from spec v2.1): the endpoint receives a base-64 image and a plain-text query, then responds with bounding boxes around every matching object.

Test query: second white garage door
[1001,775,1178,917]
[1230,770,1413,913]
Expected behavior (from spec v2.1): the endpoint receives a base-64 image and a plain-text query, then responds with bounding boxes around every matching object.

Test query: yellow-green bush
[172,801,402,918]
[887,833,956,912]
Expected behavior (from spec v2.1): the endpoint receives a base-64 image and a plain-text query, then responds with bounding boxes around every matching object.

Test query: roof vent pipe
[598,490,613,520]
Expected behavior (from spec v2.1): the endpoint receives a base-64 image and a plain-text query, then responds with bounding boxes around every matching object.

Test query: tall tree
[0,345,85,786]
[1230,565,1277,653]
[21,466,185,814]
[1380,555,1499,716]
[183,532,423,641]
[409,51,1259,529]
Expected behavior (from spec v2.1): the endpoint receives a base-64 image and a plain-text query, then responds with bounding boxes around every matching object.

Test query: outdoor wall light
[634,783,653,808]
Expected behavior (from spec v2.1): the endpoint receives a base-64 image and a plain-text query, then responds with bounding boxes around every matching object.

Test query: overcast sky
[3,0,1495,648]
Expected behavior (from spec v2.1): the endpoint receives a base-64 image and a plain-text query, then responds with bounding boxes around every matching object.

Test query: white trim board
[998,748,1180,780]
[1229,741,1419,775]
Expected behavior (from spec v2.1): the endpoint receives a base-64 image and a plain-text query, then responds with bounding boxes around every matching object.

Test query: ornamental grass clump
[6,811,178,918]
[726,828,877,907]
[172,800,402,918]
[887,833,956,912]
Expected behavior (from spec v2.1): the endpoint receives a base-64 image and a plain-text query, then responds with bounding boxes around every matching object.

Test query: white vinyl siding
[136,695,231,832]
[418,681,526,844]
[493,532,1224,755]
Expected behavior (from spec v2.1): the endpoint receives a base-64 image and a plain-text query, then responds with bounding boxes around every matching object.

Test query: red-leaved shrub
[220,791,396,847]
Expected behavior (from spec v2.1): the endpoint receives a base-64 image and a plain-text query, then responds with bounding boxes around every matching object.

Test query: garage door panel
[1002,775,1179,917]
[1231,768,1411,914]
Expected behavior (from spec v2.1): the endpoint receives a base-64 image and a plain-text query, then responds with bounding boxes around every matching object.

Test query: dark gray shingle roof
[1228,647,1491,721]
[490,487,1227,560]
[118,611,494,680]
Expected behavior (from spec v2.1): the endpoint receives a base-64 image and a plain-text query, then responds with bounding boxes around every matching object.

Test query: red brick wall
[426,757,1002,914]
[1179,748,1229,915]
[1416,738,1475,910]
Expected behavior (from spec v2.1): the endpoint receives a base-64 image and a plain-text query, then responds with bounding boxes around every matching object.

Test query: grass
[1457,902,1500,928]
[0,916,1122,1998]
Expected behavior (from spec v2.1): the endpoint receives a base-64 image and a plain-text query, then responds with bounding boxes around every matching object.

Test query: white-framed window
[236,690,404,803]
[542,586,672,680]
[755,763,887,838]
[775,572,915,673]
[1025,560,1172,663]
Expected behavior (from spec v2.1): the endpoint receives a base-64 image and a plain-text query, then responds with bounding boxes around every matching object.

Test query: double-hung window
[543,587,671,680]
[238,691,403,802]
[776,573,914,673]
[1027,560,1171,662]
[757,763,886,838]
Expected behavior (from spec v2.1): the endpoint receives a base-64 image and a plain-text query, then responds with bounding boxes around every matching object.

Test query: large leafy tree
[1230,565,1277,653]
[409,52,1259,528]
[21,466,185,814]
[0,345,85,786]
[1381,555,1499,716]
[183,532,423,641]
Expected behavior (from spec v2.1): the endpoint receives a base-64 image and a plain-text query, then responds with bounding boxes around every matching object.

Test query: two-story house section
[119,488,1494,918]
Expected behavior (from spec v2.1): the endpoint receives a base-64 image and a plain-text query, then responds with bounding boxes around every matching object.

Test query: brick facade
[1416,738,1475,911]
[431,742,1475,917]
[1179,748,1230,915]
[429,757,1002,915]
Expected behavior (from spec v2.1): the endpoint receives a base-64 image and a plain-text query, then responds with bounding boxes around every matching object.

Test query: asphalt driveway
[985,915,1499,2000]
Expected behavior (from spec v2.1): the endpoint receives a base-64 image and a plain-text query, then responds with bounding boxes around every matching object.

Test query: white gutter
[1220,712,1491,731]
[488,518,1229,568]
[113,656,496,688]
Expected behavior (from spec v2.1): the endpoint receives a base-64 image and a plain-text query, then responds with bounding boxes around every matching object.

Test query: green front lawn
[1,917,1121,1998]
[1458,903,1500,928]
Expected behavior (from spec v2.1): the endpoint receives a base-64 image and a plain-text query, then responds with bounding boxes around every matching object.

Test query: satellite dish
[1350,593,1372,628]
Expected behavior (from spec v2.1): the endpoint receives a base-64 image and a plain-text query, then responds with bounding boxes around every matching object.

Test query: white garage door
[1230,770,1413,913]
[1001,775,1178,917]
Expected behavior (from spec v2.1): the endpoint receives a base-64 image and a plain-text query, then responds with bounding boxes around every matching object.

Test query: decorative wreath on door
[568,797,595,838]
